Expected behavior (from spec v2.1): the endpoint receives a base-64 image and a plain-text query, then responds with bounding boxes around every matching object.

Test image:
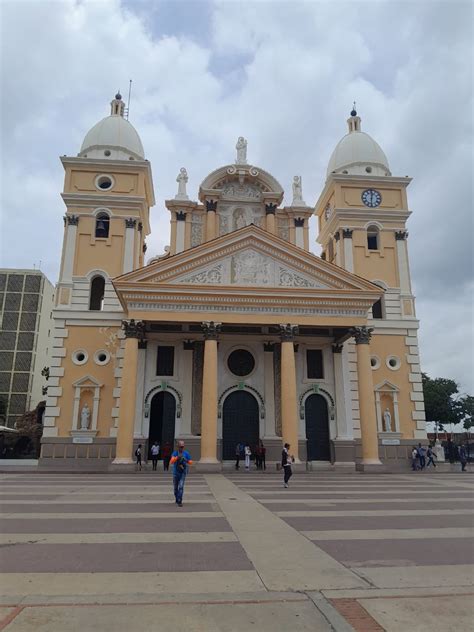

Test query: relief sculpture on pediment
[221,183,261,200]
[180,264,223,285]
[232,250,271,285]
[279,267,318,288]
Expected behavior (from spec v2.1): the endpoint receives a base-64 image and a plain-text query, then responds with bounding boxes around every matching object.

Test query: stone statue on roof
[235,137,248,165]
[175,167,189,200]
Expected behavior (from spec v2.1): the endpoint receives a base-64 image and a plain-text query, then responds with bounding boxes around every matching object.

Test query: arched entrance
[148,391,176,458]
[305,394,330,461]
[222,391,259,460]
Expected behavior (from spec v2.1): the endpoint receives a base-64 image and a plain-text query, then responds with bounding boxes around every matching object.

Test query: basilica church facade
[40,94,426,470]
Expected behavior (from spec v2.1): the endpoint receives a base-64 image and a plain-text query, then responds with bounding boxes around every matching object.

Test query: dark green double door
[148,392,176,458]
[305,394,331,461]
[222,391,259,460]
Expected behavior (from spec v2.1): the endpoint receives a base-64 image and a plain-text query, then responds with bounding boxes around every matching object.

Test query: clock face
[362,189,382,208]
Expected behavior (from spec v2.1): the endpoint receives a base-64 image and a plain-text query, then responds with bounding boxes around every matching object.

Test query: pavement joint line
[0,511,223,519]
[306,591,357,632]
[300,528,474,540]
[0,605,24,632]
[0,597,309,608]
[275,509,474,516]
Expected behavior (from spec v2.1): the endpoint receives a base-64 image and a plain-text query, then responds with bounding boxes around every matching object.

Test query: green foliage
[422,373,473,430]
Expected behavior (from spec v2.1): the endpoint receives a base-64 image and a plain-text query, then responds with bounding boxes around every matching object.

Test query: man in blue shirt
[170,440,193,507]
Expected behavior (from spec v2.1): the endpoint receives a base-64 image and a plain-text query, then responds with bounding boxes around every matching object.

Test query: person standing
[150,441,160,471]
[235,442,242,470]
[459,444,468,472]
[411,446,419,471]
[417,443,426,470]
[426,445,436,468]
[282,443,293,488]
[260,441,266,471]
[162,441,172,471]
[244,444,251,470]
[254,442,261,470]
[135,444,142,471]
[170,440,193,507]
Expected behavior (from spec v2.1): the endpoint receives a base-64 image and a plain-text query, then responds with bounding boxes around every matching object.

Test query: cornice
[317,208,411,244]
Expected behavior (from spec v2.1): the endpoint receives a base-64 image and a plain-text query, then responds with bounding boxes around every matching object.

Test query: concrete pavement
[0,469,472,631]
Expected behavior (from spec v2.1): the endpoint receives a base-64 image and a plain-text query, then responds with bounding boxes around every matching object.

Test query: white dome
[327,114,391,177]
[79,95,145,161]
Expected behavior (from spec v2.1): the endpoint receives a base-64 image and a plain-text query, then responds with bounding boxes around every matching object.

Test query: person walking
[459,444,468,472]
[244,444,251,470]
[282,443,293,487]
[426,445,436,468]
[135,444,142,471]
[170,440,193,507]
[235,442,242,470]
[254,442,261,470]
[150,441,160,471]
[162,441,172,471]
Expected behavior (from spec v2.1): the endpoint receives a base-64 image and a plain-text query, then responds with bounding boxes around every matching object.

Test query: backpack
[176,454,187,473]
[135,448,141,458]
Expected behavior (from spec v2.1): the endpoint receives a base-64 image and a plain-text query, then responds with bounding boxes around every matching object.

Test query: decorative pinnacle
[350,101,357,117]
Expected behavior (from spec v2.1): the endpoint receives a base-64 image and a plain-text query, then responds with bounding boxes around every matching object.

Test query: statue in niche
[383,408,392,432]
[235,137,248,164]
[80,403,91,430]
[175,167,189,200]
[234,208,249,230]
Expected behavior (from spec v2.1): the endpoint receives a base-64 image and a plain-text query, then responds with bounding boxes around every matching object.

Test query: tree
[422,373,473,430]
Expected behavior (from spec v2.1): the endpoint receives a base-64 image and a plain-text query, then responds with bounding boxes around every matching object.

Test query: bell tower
[315,109,426,442]
[56,93,155,311]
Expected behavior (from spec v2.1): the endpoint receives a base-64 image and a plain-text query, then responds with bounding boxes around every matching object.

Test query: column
[332,343,350,439]
[61,215,79,283]
[280,324,299,461]
[294,218,305,248]
[342,229,354,272]
[113,320,145,464]
[395,231,411,293]
[123,219,136,274]
[265,203,277,234]
[351,326,382,467]
[133,340,147,438]
[334,231,341,266]
[205,200,217,241]
[199,321,221,464]
[263,343,277,437]
[176,211,186,253]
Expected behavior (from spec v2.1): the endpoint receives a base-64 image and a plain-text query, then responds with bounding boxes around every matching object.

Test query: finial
[350,101,357,117]
[235,137,248,165]
[116,90,122,100]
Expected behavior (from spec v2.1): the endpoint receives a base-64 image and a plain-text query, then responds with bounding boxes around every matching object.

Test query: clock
[361,189,382,208]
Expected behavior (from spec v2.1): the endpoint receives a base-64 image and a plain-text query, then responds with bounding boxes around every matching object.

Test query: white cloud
[0,0,472,391]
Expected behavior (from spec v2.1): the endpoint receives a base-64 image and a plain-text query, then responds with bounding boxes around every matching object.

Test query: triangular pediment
[115,225,378,293]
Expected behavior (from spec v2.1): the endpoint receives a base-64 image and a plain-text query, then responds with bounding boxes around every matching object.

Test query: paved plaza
[0,470,472,631]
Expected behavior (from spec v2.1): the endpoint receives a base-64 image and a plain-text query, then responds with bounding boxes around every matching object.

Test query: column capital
[395,230,408,240]
[176,211,187,221]
[265,202,277,215]
[294,217,305,227]
[66,214,79,226]
[206,200,218,213]
[342,228,353,239]
[263,342,275,352]
[279,323,299,341]
[201,321,221,340]
[332,343,344,353]
[350,326,373,344]
[122,319,146,339]
[125,218,137,229]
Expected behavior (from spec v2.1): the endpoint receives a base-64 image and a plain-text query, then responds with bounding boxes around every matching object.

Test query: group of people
[134,441,172,471]
[234,441,267,470]
[411,442,469,471]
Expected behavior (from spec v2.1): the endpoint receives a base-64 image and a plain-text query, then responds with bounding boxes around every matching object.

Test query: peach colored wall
[352,230,399,287]
[55,326,121,437]
[74,217,125,277]
[68,170,142,196]
[369,334,416,438]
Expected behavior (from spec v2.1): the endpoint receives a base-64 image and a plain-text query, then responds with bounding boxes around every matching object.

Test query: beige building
[0,269,54,427]
[40,95,426,470]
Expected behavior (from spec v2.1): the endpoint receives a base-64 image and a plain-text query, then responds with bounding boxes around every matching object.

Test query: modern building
[0,269,54,427]
[40,94,426,470]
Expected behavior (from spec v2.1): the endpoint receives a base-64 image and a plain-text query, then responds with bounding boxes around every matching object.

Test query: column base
[356,461,387,473]
[195,460,222,473]
[111,458,134,466]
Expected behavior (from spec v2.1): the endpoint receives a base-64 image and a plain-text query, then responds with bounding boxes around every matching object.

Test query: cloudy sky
[1,0,472,391]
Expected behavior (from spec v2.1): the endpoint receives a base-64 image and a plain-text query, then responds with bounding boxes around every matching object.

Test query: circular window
[104,150,111,157]
[95,175,114,191]
[370,356,380,370]
[94,350,110,366]
[386,356,401,370]
[227,349,255,377]
[72,349,88,365]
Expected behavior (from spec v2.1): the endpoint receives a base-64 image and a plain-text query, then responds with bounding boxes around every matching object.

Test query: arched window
[95,213,110,238]
[367,225,379,250]
[89,276,105,311]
